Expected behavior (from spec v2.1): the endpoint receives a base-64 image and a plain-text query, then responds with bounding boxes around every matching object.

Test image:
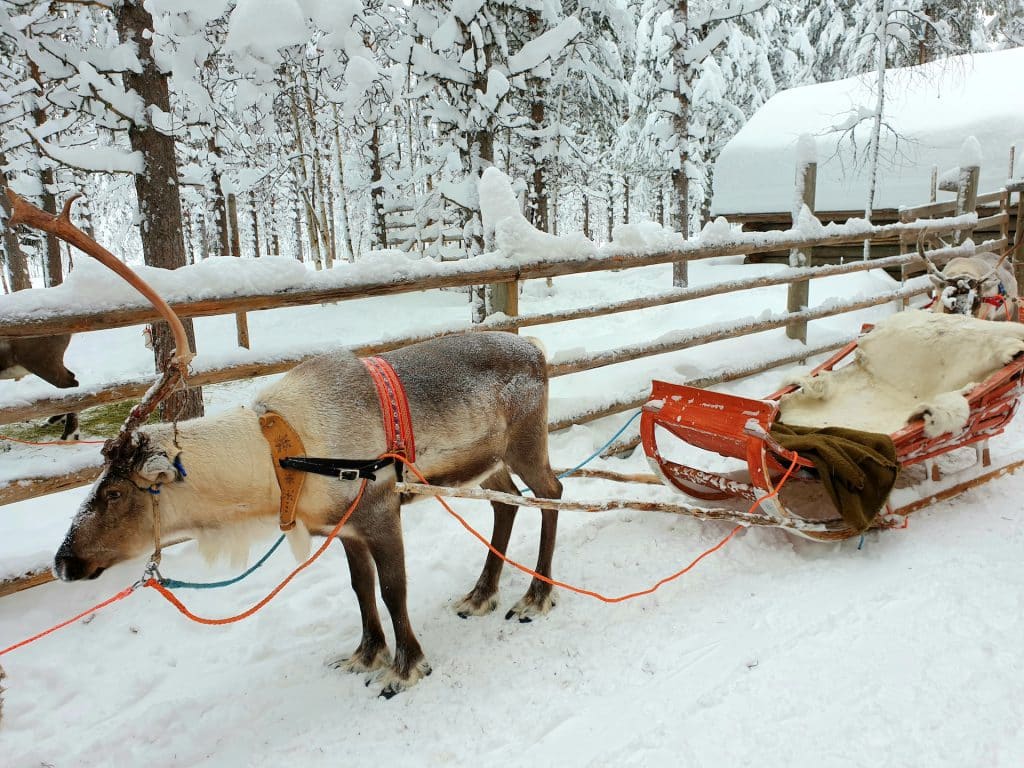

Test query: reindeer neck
[142,407,279,530]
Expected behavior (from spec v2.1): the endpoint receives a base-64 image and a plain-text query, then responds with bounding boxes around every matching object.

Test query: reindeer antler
[916,231,947,281]
[6,190,195,462]
[5,189,194,370]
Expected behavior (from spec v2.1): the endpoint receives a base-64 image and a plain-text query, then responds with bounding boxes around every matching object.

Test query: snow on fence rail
[0,214,986,596]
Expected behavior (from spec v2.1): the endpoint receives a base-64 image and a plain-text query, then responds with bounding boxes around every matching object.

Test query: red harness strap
[361,356,416,462]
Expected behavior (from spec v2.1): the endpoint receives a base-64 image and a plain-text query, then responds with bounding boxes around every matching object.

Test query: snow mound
[613,221,686,250]
[479,168,596,263]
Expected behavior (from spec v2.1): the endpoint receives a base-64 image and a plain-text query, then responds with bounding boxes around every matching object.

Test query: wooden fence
[0,198,1012,597]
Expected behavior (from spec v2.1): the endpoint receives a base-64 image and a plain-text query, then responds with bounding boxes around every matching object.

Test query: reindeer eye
[106,490,122,501]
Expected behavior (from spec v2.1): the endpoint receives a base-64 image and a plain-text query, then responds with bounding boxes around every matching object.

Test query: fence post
[489,280,520,332]
[786,160,816,343]
[955,164,980,244]
[1011,179,1024,296]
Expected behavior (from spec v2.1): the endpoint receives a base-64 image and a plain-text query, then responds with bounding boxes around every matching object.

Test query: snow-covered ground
[2,256,1022,767]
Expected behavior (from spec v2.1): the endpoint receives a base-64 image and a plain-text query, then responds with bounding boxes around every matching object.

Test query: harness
[258,356,417,532]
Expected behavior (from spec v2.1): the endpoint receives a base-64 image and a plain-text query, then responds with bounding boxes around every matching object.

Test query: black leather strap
[279,456,398,482]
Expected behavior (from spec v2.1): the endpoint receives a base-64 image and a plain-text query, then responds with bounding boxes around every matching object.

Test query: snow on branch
[691,0,772,27]
[508,17,584,75]
[28,130,143,174]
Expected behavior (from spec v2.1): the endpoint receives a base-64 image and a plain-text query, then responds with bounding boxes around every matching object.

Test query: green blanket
[769,424,900,533]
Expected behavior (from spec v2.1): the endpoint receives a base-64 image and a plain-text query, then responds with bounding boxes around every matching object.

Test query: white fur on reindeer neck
[779,310,1024,437]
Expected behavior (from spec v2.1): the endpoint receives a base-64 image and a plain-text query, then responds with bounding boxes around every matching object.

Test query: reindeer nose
[54,543,89,582]
[54,554,82,581]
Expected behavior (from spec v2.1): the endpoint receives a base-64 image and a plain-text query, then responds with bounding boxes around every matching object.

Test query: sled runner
[641,310,1024,541]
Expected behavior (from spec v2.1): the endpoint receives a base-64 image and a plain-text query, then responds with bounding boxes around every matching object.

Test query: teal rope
[556,410,642,481]
[519,409,643,493]
[162,409,644,589]
[160,533,287,590]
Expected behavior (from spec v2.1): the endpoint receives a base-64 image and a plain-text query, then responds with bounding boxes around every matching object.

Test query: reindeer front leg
[329,535,390,674]
[366,506,431,698]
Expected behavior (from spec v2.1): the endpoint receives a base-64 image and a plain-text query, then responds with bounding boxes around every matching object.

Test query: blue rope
[160,534,287,590]
[556,410,642,481]
[162,409,644,590]
[519,409,643,493]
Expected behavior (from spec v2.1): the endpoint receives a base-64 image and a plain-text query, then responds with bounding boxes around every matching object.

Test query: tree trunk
[369,124,388,250]
[250,192,261,258]
[28,60,63,287]
[290,94,322,269]
[227,193,242,258]
[863,0,891,260]
[624,175,630,225]
[529,93,548,233]
[671,0,691,287]
[209,138,230,257]
[331,107,356,261]
[117,0,203,421]
[0,169,31,291]
[607,176,615,241]
[582,192,590,240]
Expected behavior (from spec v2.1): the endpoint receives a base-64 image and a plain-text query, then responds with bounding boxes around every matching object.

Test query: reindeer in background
[0,334,79,440]
[918,237,1020,322]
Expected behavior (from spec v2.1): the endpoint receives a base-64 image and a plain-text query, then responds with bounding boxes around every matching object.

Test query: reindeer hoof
[328,645,391,675]
[506,591,555,622]
[454,591,499,618]
[375,659,432,698]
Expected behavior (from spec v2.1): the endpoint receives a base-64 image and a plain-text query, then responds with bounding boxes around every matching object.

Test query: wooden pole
[956,165,980,244]
[787,161,816,343]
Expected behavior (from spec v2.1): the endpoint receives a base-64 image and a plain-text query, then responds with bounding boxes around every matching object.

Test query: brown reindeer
[54,332,564,697]
[0,334,79,439]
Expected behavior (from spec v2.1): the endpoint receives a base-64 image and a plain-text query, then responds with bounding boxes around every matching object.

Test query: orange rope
[0,585,135,657]
[1,448,800,653]
[383,452,800,604]
[0,433,106,446]
[145,479,368,625]
[150,450,799,623]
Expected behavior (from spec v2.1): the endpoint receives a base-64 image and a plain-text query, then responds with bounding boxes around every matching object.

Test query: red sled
[640,329,1024,541]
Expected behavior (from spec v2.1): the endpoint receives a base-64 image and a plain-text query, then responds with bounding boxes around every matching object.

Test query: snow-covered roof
[711,47,1024,215]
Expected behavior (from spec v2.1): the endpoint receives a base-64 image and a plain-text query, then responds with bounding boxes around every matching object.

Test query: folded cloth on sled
[770,424,900,533]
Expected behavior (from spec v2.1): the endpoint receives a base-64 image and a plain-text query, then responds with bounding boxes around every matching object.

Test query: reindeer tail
[523,336,548,361]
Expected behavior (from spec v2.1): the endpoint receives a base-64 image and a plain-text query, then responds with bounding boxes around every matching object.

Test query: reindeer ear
[138,453,178,485]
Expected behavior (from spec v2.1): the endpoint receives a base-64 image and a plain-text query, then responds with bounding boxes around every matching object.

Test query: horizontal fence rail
[0,214,975,337]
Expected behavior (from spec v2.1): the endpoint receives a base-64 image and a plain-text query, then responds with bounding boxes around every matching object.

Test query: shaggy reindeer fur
[54,332,563,697]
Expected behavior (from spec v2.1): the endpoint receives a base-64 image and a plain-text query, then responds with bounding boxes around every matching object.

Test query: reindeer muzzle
[54,542,104,582]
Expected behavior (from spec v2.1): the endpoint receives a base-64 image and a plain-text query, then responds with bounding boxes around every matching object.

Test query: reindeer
[54,332,563,696]
[0,334,79,439]
[5,191,563,699]
[918,237,1020,321]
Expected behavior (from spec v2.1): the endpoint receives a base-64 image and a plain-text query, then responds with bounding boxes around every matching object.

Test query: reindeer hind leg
[504,429,563,623]
[454,467,518,618]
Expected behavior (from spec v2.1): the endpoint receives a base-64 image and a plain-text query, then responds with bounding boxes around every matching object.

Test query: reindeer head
[4,191,197,582]
[918,236,1001,318]
[54,433,184,581]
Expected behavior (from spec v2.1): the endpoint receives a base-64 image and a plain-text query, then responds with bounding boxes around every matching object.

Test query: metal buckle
[338,469,360,481]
